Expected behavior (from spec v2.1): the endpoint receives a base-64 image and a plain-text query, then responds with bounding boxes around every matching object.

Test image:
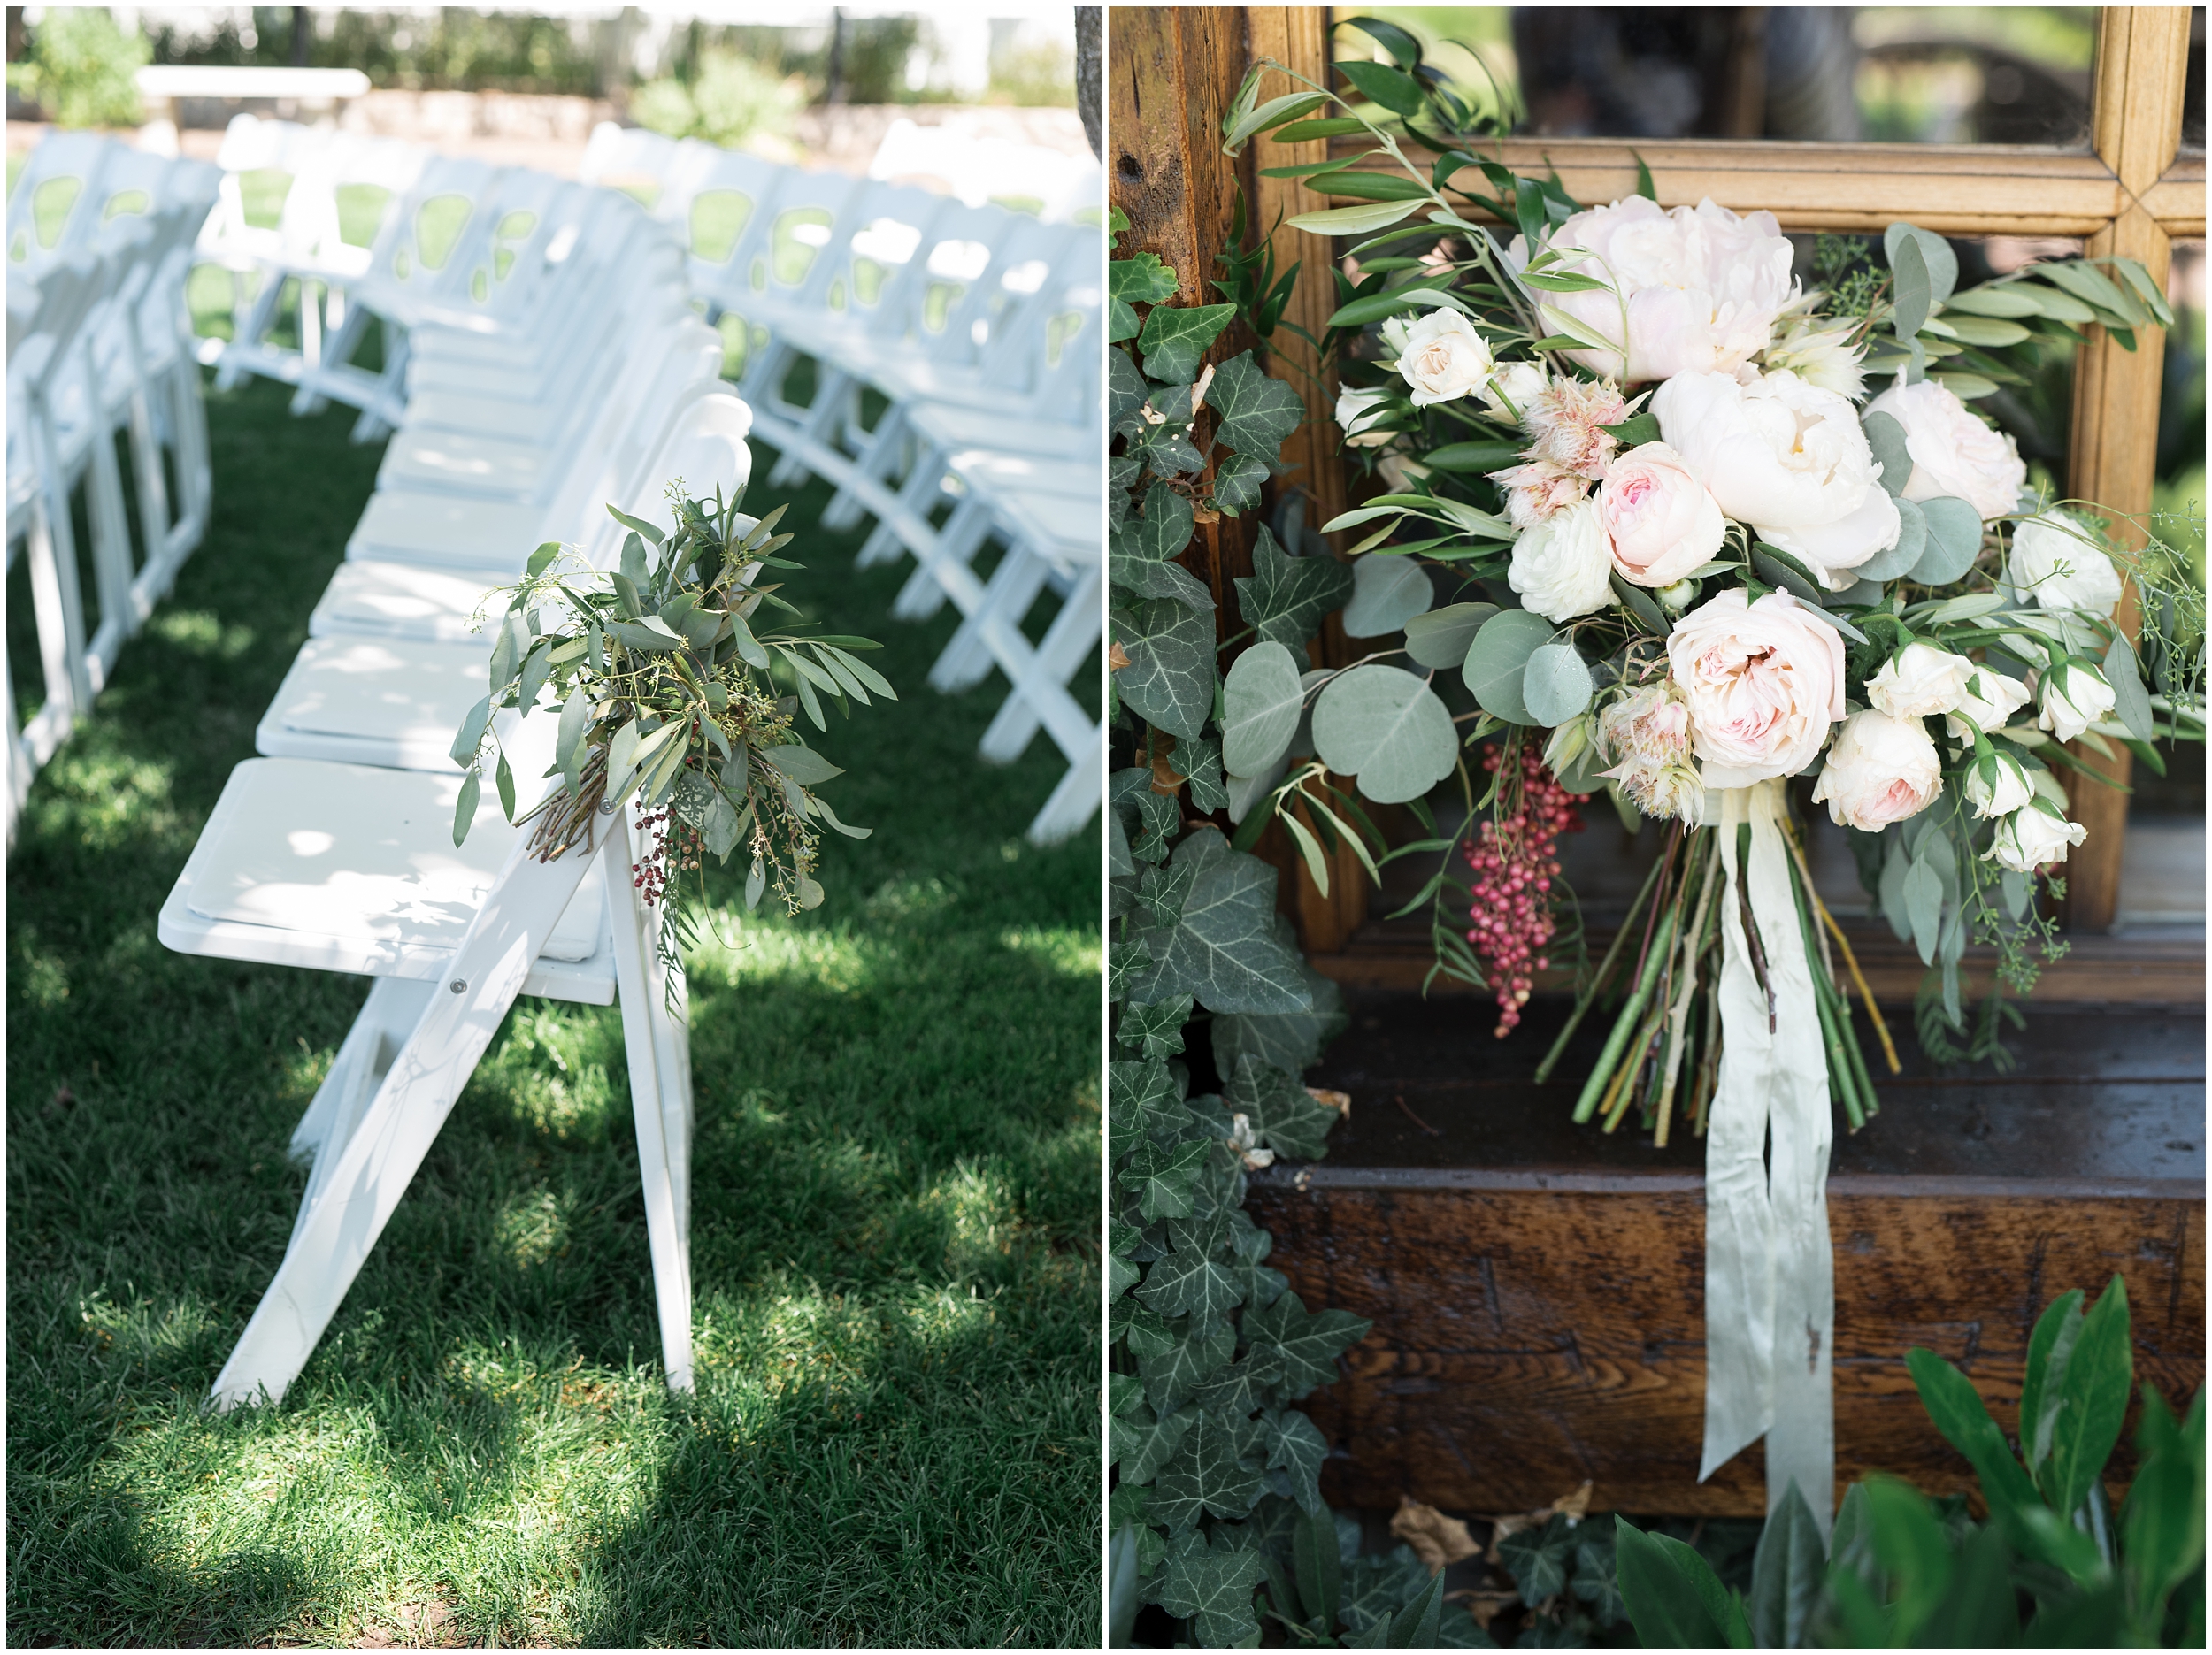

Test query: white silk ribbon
[1699,781,1835,1535]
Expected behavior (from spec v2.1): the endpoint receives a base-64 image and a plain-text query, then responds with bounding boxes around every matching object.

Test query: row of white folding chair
[165,383,757,1408]
[6,183,219,842]
[868,117,1102,225]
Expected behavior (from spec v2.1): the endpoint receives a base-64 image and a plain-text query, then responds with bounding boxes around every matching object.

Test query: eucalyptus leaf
[1863,410,1913,498]
[1855,496,1927,582]
[1340,554,1432,639]
[1520,641,1594,725]
[1403,601,1496,668]
[1221,641,1306,778]
[1461,608,1552,724]
[1886,220,1959,305]
[1911,496,1985,585]
[1310,664,1459,804]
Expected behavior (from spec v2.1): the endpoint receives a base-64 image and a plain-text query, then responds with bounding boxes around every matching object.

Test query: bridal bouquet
[450,483,892,976]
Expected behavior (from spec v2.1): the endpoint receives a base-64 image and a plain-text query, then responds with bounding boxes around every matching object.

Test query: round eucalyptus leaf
[1403,601,1498,668]
[1853,496,1926,583]
[1862,410,1913,498]
[1220,641,1305,778]
[1557,739,1611,795]
[1340,554,1434,640]
[1520,641,1594,726]
[1310,664,1459,805]
[1910,496,1985,584]
[1885,221,1959,305]
[1460,608,1552,724]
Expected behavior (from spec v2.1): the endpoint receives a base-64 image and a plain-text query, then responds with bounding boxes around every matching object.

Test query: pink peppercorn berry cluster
[1465,744,1587,1038]
[631,805,673,907]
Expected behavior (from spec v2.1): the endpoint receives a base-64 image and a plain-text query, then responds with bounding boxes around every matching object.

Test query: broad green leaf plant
[454,483,892,987]
[1618,1276,2206,1647]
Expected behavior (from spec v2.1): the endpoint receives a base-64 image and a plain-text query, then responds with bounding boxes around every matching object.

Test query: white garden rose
[1943,665,2033,741]
[1393,309,1495,406]
[1335,386,1394,448]
[1599,442,1725,588]
[1664,588,1846,786]
[2008,513,2125,619]
[1508,495,1614,623]
[1506,195,1797,383]
[1963,750,2037,819]
[2036,663,2117,743]
[1865,642,1974,720]
[1863,379,2026,520]
[1810,709,1942,831]
[1985,805,2088,872]
[1480,359,1551,425]
[1653,368,1901,584]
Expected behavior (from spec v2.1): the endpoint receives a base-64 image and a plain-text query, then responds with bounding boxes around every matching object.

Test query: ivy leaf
[1139,1314,1235,1413]
[1267,1408,1330,1513]
[1108,938,1154,1000]
[1111,766,1182,863]
[1213,964,1348,1077]
[1125,405,1206,479]
[1154,1413,1271,1535]
[1209,448,1272,517]
[1210,353,1306,470]
[1110,252,1179,341]
[1140,302,1236,385]
[1192,1349,1274,1418]
[1111,1398,1193,1483]
[1109,1250,1140,1300]
[1234,525,1353,653]
[1115,597,1217,740]
[1111,1054,1192,1143]
[1244,1289,1371,1399]
[1153,1524,1268,1644]
[1139,1212,1246,1322]
[1110,346,1149,428]
[1137,856,1198,931]
[1499,1513,1576,1603]
[1175,733,1231,814]
[1225,1054,1341,1160]
[1340,1548,1432,1635]
[1118,1133,1211,1222]
[1111,482,1213,609]
[1126,828,1314,1015]
[1118,998,1194,1061]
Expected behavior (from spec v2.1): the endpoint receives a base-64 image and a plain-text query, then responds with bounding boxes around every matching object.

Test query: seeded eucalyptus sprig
[451,479,894,978]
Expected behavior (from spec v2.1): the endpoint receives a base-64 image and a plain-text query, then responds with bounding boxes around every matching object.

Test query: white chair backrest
[631,388,757,540]
[8,133,122,279]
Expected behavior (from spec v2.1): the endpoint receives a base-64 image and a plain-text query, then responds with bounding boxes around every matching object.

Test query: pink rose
[1507,195,1797,383]
[1810,710,1942,830]
[1863,379,2026,520]
[1664,588,1846,786]
[1599,442,1725,588]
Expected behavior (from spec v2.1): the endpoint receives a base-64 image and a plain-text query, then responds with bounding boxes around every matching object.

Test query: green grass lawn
[7,375,1103,1647]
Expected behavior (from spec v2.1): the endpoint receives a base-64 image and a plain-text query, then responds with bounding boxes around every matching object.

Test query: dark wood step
[1246,995,2206,1517]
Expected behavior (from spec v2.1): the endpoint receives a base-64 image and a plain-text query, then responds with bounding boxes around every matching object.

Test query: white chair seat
[377,425,564,502]
[345,490,567,569]
[398,387,566,444]
[255,634,529,773]
[309,558,511,643]
[158,757,614,1000]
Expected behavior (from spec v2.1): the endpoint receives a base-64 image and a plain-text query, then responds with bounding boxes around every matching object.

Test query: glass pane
[1339,5,2098,147]
[2185,8,2206,152]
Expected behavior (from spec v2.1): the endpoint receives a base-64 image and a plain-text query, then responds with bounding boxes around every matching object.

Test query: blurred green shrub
[7,7,150,129]
[631,50,803,151]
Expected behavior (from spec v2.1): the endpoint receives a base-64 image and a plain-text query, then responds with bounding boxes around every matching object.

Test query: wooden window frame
[1113,6,2204,949]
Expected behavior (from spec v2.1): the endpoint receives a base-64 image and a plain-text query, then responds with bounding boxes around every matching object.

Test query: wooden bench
[1246,993,2205,1516]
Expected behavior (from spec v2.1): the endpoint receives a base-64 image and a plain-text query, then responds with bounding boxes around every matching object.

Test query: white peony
[1392,309,1496,406]
[1863,379,2027,520]
[2008,513,2125,619]
[1810,709,1943,830]
[1985,805,2089,872]
[1508,495,1614,623]
[1963,750,2037,819]
[2036,663,2117,743]
[1335,386,1395,448]
[1943,665,2034,742]
[1865,642,1975,720]
[1507,195,1798,383]
[1481,359,1552,426]
[1653,367,1901,584]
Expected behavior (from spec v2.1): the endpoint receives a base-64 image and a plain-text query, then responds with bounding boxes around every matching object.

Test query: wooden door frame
[1111,6,2206,946]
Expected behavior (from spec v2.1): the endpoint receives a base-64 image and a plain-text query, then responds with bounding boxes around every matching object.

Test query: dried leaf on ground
[1447,1588,1522,1630]
[1391,1493,1483,1572]
[1483,1479,1597,1562]
[1308,1086,1351,1119]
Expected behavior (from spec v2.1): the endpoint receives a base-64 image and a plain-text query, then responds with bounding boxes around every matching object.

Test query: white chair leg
[890,495,992,623]
[208,837,595,1410]
[978,563,1103,762]
[288,975,439,1167]
[601,812,695,1392]
[1027,722,1105,845]
[931,541,1053,694]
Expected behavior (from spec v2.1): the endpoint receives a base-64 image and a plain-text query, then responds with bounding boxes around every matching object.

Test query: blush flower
[1598,442,1725,588]
[1810,709,1942,830]
[1663,587,1847,786]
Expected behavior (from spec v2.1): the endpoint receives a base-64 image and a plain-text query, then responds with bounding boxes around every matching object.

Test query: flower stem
[1573,906,1679,1124]
[1532,842,1671,1085]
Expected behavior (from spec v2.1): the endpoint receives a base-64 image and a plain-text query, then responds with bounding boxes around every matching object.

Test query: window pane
[1338,5,2098,148]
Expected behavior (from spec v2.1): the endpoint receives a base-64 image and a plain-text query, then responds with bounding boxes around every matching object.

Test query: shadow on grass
[8,387,1102,1646]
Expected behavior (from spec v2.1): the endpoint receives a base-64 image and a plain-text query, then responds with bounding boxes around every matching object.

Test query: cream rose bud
[1865,642,1974,720]
[2008,513,2125,618]
[1509,496,1615,623]
[1664,588,1847,786]
[1481,359,1551,426]
[1335,387,1394,448]
[1963,750,2037,819]
[1394,309,1495,407]
[1985,804,2089,873]
[1811,710,1943,831]
[1863,379,2027,520]
[1599,443,1724,588]
[1653,368,1901,585]
[2037,663,2118,743]
[1943,666,2033,741]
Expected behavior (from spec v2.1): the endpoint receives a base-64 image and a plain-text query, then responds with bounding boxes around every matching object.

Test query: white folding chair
[158,388,757,1409]
[6,131,121,280]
